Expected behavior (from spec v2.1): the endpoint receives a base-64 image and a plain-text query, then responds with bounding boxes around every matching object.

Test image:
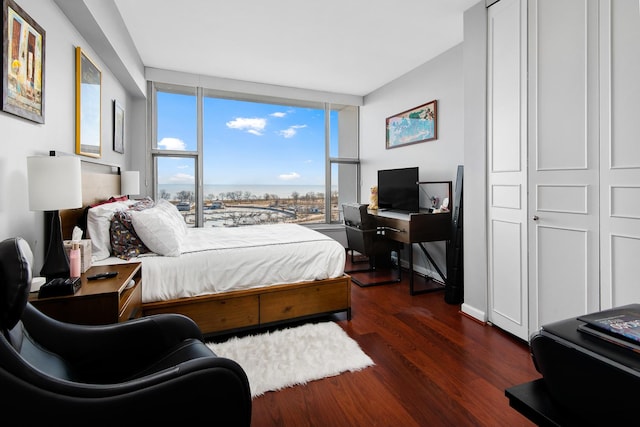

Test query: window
[150,82,359,227]
[156,89,197,151]
[155,155,197,227]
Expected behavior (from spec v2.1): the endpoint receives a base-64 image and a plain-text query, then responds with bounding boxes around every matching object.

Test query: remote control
[87,271,118,280]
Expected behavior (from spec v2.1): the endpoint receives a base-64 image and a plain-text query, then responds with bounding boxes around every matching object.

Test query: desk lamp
[27,153,82,281]
[120,170,140,198]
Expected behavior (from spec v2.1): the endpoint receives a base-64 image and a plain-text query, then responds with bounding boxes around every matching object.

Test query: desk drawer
[377,212,451,243]
[410,212,451,242]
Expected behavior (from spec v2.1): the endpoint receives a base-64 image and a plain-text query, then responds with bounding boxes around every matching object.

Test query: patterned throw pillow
[110,210,150,260]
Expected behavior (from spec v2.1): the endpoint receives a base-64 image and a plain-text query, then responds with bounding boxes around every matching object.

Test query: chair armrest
[2,347,252,425]
[23,304,203,365]
[344,224,379,234]
[378,225,403,234]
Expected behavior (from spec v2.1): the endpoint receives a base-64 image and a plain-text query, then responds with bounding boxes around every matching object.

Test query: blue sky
[156,93,337,186]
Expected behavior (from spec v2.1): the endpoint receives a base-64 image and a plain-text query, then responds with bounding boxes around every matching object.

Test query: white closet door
[528,0,600,332]
[487,0,528,340]
[599,0,640,309]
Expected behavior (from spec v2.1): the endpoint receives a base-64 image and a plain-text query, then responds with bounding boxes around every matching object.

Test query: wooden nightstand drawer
[119,279,142,321]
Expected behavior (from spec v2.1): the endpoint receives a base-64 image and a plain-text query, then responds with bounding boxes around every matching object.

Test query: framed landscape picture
[386,100,437,149]
[2,0,45,123]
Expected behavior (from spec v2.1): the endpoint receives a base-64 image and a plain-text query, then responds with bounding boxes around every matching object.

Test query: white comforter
[95,224,346,303]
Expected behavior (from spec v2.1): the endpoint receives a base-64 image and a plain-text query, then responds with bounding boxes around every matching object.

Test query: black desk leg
[407,243,446,296]
[418,243,447,285]
[409,244,414,295]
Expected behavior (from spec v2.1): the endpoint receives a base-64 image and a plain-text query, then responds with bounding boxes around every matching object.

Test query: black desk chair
[0,237,251,426]
[342,203,402,287]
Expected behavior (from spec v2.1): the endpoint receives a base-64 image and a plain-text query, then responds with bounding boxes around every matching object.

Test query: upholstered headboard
[60,171,120,240]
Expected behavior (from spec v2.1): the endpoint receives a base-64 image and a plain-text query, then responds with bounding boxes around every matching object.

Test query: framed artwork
[2,0,45,123]
[75,46,101,158]
[113,100,124,153]
[385,100,437,149]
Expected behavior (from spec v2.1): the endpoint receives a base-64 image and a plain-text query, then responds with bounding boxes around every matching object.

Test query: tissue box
[63,239,92,273]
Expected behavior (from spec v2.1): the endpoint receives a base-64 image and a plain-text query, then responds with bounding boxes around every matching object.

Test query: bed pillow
[90,195,129,207]
[87,199,138,261]
[155,199,189,235]
[129,205,184,257]
[130,197,155,212]
[110,210,151,260]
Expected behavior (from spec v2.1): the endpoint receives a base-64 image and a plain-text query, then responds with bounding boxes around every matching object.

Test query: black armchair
[343,203,402,287]
[0,237,251,425]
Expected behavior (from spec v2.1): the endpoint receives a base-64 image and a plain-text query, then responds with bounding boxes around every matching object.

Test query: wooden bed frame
[60,170,352,336]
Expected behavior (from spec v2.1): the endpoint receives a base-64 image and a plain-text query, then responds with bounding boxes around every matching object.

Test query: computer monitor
[377,167,419,213]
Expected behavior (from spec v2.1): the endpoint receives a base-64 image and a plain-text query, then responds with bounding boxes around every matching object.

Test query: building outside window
[149,82,359,227]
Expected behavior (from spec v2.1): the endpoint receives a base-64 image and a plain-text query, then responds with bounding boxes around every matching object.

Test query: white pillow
[87,200,137,261]
[155,199,189,235]
[129,206,184,257]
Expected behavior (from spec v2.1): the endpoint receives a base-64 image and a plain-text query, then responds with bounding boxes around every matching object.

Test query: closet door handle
[532,215,539,221]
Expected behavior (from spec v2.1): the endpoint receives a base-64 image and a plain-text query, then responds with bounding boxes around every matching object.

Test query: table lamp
[27,154,82,281]
[120,170,140,198]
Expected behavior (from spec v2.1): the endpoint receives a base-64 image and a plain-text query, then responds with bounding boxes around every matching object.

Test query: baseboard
[400,260,442,282]
[461,303,486,323]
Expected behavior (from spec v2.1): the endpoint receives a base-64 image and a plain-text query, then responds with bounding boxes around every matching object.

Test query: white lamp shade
[121,171,140,196]
[27,156,83,211]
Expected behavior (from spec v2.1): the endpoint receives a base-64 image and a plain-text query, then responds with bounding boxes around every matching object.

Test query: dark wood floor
[250,259,542,426]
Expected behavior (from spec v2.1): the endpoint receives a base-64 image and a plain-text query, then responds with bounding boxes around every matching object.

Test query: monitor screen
[377,167,419,213]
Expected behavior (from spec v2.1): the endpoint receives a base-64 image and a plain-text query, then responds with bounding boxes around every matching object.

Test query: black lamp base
[40,210,70,282]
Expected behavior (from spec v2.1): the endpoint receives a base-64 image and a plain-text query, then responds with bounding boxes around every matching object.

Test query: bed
[60,171,351,336]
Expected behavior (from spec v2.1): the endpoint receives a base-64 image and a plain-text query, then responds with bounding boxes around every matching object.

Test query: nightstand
[29,262,142,325]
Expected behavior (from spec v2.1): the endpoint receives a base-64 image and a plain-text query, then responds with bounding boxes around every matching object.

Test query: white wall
[461,2,488,321]
[360,44,465,281]
[0,0,135,273]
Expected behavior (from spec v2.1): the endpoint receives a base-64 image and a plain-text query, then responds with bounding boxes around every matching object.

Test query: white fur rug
[207,322,375,398]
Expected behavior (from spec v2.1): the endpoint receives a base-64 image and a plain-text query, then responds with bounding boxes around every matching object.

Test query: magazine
[577,304,640,344]
[577,323,640,354]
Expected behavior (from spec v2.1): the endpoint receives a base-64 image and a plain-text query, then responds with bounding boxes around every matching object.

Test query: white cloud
[157,137,187,150]
[278,124,307,138]
[168,173,194,183]
[279,172,301,181]
[270,112,286,118]
[226,117,266,135]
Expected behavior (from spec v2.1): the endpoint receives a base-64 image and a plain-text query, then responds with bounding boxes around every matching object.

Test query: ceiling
[113,0,480,97]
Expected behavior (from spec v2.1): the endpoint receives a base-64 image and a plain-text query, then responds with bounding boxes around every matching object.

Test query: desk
[370,208,451,295]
